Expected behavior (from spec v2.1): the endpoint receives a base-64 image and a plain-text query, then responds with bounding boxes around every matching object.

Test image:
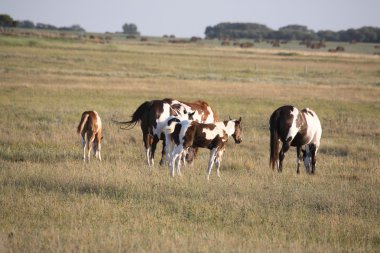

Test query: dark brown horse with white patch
[166,118,242,180]
[269,105,322,174]
[114,98,218,166]
[77,111,102,162]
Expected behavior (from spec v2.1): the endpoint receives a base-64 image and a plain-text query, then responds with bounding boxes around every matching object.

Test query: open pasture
[0,35,379,252]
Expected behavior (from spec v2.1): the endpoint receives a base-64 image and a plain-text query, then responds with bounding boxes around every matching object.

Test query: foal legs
[164,133,172,166]
[206,148,218,180]
[94,133,102,161]
[81,133,87,161]
[170,145,184,177]
[87,133,96,162]
[215,148,225,178]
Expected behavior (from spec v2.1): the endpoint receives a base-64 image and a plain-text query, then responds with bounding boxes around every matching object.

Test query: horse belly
[291,133,311,147]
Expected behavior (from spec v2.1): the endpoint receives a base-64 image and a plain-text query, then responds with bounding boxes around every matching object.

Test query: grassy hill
[0,34,379,252]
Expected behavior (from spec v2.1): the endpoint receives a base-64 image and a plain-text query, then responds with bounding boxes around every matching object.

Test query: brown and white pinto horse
[269,105,322,174]
[77,111,102,162]
[166,118,242,180]
[114,98,218,166]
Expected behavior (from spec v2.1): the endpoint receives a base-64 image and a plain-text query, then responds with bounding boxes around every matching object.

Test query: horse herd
[77,98,322,180]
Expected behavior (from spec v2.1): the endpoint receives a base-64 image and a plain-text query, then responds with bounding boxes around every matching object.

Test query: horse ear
[229,116,232,120]
[238,117,242,122]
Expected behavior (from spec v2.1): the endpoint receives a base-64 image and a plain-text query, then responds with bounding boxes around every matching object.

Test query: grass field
[0,34,379,252]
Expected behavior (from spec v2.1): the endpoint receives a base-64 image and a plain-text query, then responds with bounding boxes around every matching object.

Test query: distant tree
[357,26,380,42]
[36,22,57,30]
[59,24,85,32]
[205,22,272,39]
[122,23,140,36]
[317,30,339,41]
[0,14,18,27]
[278,24,318,40]
[17,20,35,29]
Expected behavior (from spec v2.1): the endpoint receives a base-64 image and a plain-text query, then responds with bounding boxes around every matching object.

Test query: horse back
[180,100,218,123]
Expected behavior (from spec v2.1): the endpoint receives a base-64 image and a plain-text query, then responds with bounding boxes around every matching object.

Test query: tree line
[0,14,85,32]
[205,23,380,43]
[0,14,141,36]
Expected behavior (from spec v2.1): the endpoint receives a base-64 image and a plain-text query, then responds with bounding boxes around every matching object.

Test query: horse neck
[215,121,235,137]
[224,121,236,136]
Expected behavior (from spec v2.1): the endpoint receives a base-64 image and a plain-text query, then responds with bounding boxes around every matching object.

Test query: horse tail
[77,112,90,134]
[113,101,152,130]
[269,110,280,170]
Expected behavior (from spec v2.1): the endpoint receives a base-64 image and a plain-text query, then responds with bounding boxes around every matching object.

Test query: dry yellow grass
[0,35,379,252]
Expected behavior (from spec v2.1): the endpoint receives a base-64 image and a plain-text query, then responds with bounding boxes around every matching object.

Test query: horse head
[231,117,243,144]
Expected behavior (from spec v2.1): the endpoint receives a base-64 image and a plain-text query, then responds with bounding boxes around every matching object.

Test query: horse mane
[113,101,153,130]
[195,100,209,107]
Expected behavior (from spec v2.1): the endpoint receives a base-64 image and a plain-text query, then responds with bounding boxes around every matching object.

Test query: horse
[166,118,242,180]
[113,98,218,166]
[269,105,322,174]
[77,111,102,162]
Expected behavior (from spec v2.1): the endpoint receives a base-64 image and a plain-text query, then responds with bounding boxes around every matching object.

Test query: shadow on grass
[318,146,348,157]
[3,173,129,202]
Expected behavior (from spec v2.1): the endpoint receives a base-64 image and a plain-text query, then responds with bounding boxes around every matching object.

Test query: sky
[2,0,380,37]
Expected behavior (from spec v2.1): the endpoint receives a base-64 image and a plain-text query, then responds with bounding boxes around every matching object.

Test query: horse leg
[296,146,302,174]
[170,145,183,177]
[95,133,102,161]
[186,147,198,166]
[310,144,317,174]
[159,136,166,166]
[180,149,187,167]
[215,148,225,178]
[92,142,97,157]
[278,141,291,172]
[87,134,95,162]
[81,133,86,161]
[150,134,160,166]
[163,133,172,166]
[206,148,218,180]
[176,151,183,177]
[143,132,151,166]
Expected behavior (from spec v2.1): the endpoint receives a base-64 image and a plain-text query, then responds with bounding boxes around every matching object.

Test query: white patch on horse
[153,103,171,137]
[202,126,224,140]
[180,120,193,140]
[204,106,215,123]
[94,111,102,129]
[302,108,322,147]
[286,107,300,142]
[224,121,236,136]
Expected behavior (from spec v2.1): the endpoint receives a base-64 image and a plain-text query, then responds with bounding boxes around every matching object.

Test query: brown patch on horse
[181,100,217,122]
[302,108,314,117]
[171,122,183,145]
[182,122,226,150]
